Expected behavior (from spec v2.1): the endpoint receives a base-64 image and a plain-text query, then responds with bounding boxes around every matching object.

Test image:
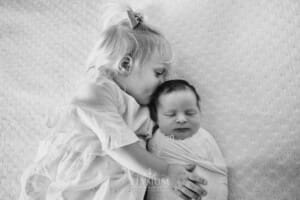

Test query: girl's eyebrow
[161,62,171,67]
[155,66,166,70]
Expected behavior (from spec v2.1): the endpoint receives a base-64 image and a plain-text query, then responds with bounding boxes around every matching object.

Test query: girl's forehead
[150,48,173,63]
[141,55,171,71]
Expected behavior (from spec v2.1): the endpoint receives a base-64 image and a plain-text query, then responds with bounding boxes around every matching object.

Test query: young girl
[147,80,228,200]
[19,5,207,200]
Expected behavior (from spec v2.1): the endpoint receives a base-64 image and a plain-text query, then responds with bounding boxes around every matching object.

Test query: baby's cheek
[158,120,173,134]
[190,118,201,128]
[158,123,168,134]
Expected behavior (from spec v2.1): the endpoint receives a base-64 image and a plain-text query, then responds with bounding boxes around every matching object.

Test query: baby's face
[157,90,201,140]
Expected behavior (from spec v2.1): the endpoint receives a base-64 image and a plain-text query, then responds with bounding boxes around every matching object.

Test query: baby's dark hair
[149,79,201,123]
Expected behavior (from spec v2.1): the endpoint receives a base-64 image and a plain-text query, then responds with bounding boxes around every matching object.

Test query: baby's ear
[118,55,133,75]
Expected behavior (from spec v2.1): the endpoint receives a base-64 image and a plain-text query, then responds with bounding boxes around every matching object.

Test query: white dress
[146,128,228,200]
[19,77,153,200]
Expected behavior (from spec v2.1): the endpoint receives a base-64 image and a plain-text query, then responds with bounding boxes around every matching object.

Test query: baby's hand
[167,164,207,200]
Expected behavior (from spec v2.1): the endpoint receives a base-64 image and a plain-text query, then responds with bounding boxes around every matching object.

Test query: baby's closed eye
[164,112,176,117]
[185,110,197,116]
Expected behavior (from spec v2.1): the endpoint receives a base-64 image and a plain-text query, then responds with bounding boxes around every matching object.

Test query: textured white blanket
[0,0,299,199]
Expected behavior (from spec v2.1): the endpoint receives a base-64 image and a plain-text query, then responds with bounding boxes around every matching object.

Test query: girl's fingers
[184,164,196,172]
[188,173,207,185]
[174,189,191,200]
[179,185,199,199]
[184,180,207,197]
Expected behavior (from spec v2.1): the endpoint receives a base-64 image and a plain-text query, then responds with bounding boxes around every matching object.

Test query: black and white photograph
[0,0,299,199]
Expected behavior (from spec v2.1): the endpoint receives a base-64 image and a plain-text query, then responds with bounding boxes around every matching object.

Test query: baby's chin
[164,128,197,140]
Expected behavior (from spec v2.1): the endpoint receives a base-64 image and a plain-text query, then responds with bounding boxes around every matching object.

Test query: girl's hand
[167,164,207,200]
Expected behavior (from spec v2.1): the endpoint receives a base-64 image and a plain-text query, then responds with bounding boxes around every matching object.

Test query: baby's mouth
[174,128,190,132]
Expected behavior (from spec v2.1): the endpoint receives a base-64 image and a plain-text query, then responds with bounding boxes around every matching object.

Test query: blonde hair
[86,4,172,79]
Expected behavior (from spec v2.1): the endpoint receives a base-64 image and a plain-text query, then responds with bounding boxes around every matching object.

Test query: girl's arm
[106,142,168,179]
[106,142,207,200]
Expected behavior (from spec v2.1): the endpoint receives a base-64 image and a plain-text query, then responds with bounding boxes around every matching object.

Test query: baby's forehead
[158,89,198,104]
[161,88,195,97]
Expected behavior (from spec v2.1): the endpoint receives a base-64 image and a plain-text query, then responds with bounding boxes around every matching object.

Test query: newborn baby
[146,79,228,200]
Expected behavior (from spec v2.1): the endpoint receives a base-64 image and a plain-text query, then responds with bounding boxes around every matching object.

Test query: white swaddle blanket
[147,128,228,200]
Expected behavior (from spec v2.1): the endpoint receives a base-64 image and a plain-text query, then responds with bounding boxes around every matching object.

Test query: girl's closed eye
[155,68,167,77]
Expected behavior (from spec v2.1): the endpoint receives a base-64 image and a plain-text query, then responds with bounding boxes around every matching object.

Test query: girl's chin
[137,96,151,105]
[138,99,149,106]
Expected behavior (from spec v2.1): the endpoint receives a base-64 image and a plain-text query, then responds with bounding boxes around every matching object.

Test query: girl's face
[157,90,201,140]
[122,53,170,105]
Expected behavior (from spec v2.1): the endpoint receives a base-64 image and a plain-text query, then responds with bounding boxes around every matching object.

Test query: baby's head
[86,4,172,105]
[149,80,201,140]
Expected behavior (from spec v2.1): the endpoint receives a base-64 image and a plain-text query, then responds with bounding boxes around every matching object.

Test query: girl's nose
[159,75,165,84]
[176,114,187,123]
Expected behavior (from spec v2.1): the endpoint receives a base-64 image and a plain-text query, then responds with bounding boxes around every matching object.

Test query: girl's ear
[118,55,133,75]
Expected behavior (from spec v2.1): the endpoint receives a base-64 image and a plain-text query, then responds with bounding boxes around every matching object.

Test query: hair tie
[127,9,143,29]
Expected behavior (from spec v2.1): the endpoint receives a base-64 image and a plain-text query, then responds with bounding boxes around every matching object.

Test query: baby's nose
[176,114,187,123]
